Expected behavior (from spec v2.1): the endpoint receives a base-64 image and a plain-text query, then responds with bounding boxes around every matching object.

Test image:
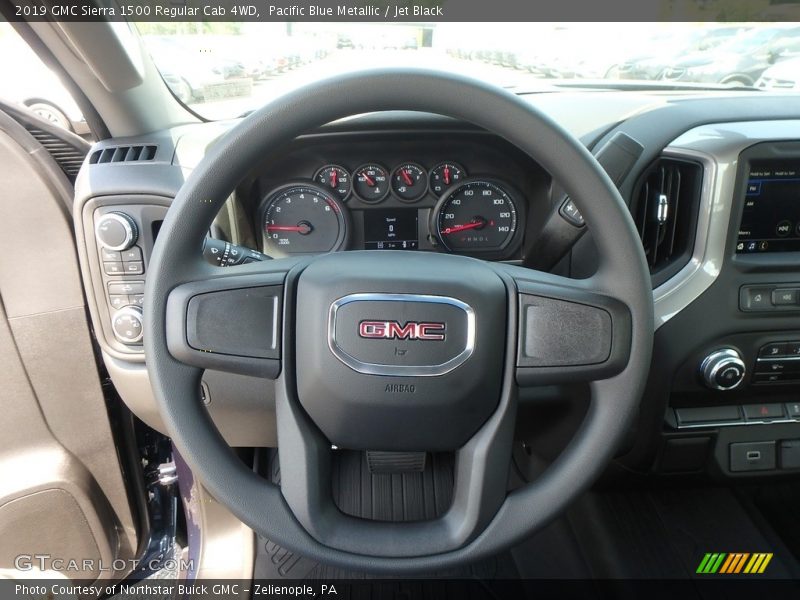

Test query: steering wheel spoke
[164,258,302,378]
[499,265,633,387]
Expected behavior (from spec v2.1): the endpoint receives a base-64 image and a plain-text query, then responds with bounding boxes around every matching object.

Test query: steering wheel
[144,69,653,573]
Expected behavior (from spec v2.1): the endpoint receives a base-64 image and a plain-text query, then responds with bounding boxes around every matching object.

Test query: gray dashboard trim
[653,120,800,330]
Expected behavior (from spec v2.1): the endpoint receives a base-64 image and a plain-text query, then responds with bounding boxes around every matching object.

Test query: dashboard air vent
[633,157,703,282]
[89,144,157,164]
[25,125,87,179]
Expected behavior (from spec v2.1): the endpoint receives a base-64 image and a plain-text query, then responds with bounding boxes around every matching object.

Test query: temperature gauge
[313,165,351,201]
[391,162,427,202]
[429,162,466,196]
[353,163,389,203]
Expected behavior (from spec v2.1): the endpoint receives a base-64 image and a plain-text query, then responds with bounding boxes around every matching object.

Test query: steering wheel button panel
[166,274,286,378]
[514,287,632,386]
[519,297,612,366]
[186,286,281,359]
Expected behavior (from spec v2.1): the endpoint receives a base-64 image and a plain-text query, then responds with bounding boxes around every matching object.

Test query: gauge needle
[441,221,484,235]
[330,170,338,188]
[267,224,312,234]
[400,169,413,186]
[443,166,451,185]
[361,172,375,186]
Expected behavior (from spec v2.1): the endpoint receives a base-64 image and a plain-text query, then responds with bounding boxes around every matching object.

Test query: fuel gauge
[392,162,427,202]
[313,165,351,201]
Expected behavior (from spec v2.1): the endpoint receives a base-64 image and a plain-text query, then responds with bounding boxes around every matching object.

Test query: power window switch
[730,441,775,472]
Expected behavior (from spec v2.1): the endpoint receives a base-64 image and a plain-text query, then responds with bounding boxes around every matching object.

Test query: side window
[0,23,88,136]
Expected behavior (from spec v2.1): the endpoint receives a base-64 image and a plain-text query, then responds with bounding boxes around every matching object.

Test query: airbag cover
[294,251,507,451]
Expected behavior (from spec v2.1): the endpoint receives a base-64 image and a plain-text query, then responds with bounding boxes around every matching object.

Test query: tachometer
[431,179,519,254]
[261,184,348,256]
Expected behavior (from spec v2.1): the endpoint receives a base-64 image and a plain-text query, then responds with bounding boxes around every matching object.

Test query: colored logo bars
[696,552,773,575]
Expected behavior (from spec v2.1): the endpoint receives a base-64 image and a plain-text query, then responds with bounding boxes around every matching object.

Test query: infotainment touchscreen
[737,161,800,253]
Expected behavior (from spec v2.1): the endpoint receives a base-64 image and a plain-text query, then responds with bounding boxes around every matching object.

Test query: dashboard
[241,133,548,261]
[71,90,800,480]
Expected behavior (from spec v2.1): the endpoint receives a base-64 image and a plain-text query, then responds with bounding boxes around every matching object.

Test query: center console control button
[676,405,741,425]
[772,288,799,305]
[759,343,788,357]
[741,284,800,311]
[743,403,785,421]
[754,373,784,383]
[700,348,746,390]
[740,287,772,310]
[786,402,800,418]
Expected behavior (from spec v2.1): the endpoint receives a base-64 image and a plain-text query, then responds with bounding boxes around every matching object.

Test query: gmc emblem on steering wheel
[328,293,475,377]
[358,320,445,341]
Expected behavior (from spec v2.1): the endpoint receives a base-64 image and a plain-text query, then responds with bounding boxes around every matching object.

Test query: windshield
[135,22,800,120]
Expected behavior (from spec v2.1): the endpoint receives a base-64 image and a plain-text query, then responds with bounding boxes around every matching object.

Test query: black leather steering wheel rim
[144,68,653,573]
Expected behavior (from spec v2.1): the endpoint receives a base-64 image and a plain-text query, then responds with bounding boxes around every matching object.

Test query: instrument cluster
[259,159,525,260]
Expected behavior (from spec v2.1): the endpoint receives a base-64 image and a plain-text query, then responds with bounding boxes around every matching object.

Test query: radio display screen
[738,161,800,253]
[364,209,419,250]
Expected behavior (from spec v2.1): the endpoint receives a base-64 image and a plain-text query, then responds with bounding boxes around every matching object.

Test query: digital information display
[738,161,800,253]
[364,209,419,250]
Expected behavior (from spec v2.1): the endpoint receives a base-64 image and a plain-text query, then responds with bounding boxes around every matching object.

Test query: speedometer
[431,179,520,255]
[261,184,349,257]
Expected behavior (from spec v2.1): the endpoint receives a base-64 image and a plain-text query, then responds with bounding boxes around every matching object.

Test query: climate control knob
[111,306,143,344]
[701,348,746,390]
[95,212,138,251]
